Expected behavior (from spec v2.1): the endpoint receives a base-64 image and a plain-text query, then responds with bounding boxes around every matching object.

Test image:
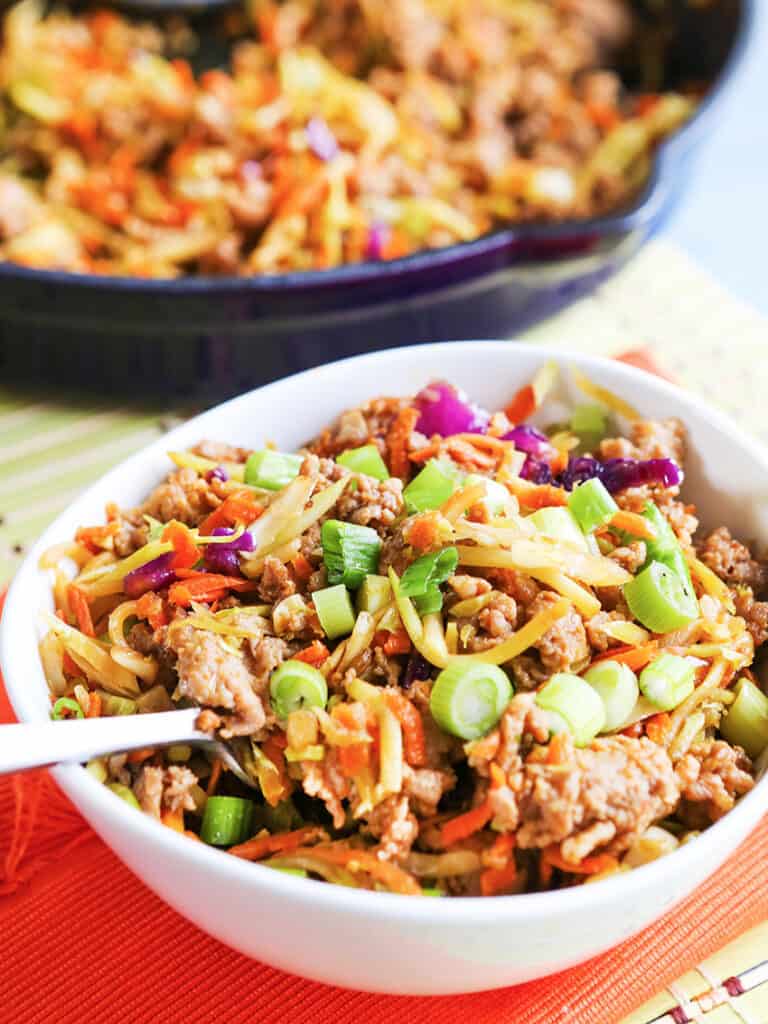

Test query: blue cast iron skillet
[0,0,754,399]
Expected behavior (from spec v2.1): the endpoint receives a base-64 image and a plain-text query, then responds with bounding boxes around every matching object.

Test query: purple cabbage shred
[123,551,177,598]
[365,222,389,261]
[203,527,255,576]
[306,117,339,162]
[503,425,554,459]
[205,466,229,484]
[402,652,432,689]
[558,455,682,493]
[520,457,553,485]
[414,381,490,438]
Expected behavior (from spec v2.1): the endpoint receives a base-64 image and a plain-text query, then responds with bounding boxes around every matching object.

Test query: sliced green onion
[312,584,356,639]
[535,673,606,746]
[430,662,513,740]
[321,519,381,589]
[421,887,444,897]
[356,574,392,614]
[97,690,137,717]
[244,450,303,491]
[270,866,309,878]
[86,758,108,783]
[107,782,141,809]
[336,444,389,481]
[465,474,513,516]
[568,478,618,534]
[529,507,588,551]
[624,561,698,633]
[51,697,84,720]
[582,660,639,732]
[401,547,459,598]
[638,654,695,711]
[200,795,254,846]
[413,589,445,616]
[721,678,768,758]
[640,501,695,591]
[570,403,607,448]
[270,660,328,719]
[403,459,457,514]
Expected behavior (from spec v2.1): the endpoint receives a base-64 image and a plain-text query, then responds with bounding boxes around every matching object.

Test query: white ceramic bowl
[3,342,768,995]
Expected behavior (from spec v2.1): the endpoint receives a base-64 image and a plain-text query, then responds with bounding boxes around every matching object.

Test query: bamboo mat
[1,237,767,1022]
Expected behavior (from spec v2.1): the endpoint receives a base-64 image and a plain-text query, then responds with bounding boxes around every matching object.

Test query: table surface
[665,0,768,315]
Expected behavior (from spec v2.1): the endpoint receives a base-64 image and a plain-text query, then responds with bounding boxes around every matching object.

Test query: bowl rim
[2,340,768,919]
[0,0,755,297]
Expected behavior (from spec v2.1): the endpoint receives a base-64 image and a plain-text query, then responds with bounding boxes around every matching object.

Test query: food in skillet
[0,0,694,277]
[38,367,767,896]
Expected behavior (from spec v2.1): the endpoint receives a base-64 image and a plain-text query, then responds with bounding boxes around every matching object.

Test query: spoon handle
[0,708,204,775]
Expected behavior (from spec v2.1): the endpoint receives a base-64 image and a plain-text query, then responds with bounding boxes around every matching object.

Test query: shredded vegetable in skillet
[0,0,695,277]
[38,366,767,896]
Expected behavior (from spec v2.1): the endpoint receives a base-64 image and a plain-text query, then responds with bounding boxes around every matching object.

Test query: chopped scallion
[200,795,254,846]
[568,478,618,534]
[570,403,607,448]
[430,662,513,740]
[107,782,141,810]
[623,561,698,633]
[97,690,137,717]
[535,673,605,746]
[336,444,389,481]
[721,678,768,758]
[356,574,392,614]
[270,660,328,719]
[51,696,83,720]
[529,507,589,551]
[322,519,381,589]
[312,584,356,639]
[638,654,695,711]
[582,660,639,732]
[403,460,457,514]
[244,450,303,491]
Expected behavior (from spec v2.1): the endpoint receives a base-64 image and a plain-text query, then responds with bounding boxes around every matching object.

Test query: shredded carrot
[489,763,507,789]
[374,629,412,657]
[506,478,568,510]
[442,801,493,846]
[126,747,155,764]
[590,641,658,672]
[206,758,223,797]
[406,512,440,552]
[293,640,330,666]
[136,591,169,630]
[86,691,102,718]
[386,406,420,481]
[608,510,657,541]
[291,553,314,583]
[75,521,119,554]
[161,521,201,570]
[546,731,571,765]
[621,721,644,738]
[542,848,619,876]
[198,490,263,537]
[504,384,536,425]
[161,808,185,833]
[229,826,328,862]
[62,651,81,677]
[280,843,422,895]
[385,691,426,767]
[453,434,511,454]
[408,442,440,464]
[480,859,518,896]
[645,712,671,745]
[67,584,95,637]
[338,742,371,778]
[439,483,487,524]
[445,438,496,471]
[168,573,257,607]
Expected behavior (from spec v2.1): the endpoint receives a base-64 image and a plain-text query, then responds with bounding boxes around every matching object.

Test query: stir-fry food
[39,367,768,896]
[0,0,695,277]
